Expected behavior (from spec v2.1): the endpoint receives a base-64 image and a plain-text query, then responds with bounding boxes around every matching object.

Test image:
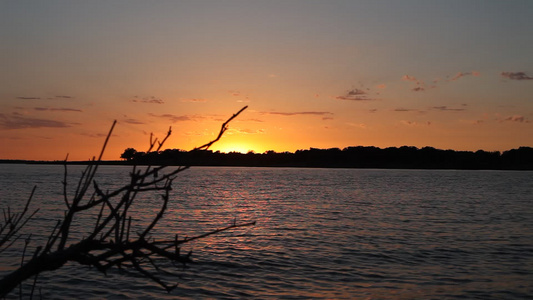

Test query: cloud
[501,115,530,123]
[402,75,418,82]
[0,113,72,129]
[394,108,419,112]
[231,128,265,134]
[80,132,108,138]
[243,118,264,122]
[131,96,165,104]
[17,97,41,100]
[228,90,241,97]
[402,75,427,91]
[400,120,431,127]
[149,113,193,123]
[16,95,75,100]
[347,88,366,96]
[181,98,207,103]
[33,107,82,112]
[346,122,367,129]
[183,130,208,137]
[122,118,145,125]
[261,111,333,116]
[403,71,480,92]
[432,106,466,112]
[227,90,251,102]
[501,72,533,80]
[336,88,376,101]
[449,71,480,81]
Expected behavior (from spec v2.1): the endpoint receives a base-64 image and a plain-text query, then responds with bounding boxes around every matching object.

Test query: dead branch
[0,106,253,297]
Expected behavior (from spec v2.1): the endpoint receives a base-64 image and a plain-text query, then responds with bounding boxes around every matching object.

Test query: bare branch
[0,107,253,297]
[193,105,248,151]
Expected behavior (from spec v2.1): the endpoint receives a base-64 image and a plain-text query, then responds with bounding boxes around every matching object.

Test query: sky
[1,0,532,161]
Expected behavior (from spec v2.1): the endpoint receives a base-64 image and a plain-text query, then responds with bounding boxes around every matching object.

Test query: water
[1,164,532,299]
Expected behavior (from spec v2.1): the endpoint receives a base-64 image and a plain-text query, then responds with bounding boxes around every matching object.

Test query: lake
[1,164,532,299]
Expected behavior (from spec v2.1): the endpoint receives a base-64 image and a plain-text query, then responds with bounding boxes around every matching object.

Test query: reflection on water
[1,165,532,299]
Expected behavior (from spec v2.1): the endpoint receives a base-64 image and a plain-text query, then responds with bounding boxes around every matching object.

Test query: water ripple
[1,166,532,299]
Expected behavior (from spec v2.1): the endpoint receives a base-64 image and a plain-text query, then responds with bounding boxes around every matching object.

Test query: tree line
[121,145,533,170]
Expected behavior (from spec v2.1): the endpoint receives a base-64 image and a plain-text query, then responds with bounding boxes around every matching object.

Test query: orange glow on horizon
[210,139,265,154]
[1,2,532,160]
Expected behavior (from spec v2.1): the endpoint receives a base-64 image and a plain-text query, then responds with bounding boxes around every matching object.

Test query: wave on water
[1,165,532,299]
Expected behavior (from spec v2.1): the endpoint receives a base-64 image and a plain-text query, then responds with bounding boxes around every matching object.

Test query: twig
[0,107,254,297]
[193,106,248,151]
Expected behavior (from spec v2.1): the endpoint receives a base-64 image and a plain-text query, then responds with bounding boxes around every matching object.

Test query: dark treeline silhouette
[120,146,533,170]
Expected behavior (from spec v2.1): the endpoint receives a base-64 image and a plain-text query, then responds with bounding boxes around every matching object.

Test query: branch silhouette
[0,106,253,297]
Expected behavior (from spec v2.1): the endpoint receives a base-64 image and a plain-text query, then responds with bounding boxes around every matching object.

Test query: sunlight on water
[1,165,532,299]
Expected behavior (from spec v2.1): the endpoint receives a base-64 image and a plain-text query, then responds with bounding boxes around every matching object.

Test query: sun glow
[211,139,260,154]
[212,144,255,154]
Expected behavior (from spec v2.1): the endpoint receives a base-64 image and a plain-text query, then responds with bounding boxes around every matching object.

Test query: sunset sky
[1,1,532,161]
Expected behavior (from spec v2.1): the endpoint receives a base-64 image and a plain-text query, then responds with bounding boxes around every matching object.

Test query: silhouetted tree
[0,106,252,298]
[120,147,137,161]
[124,144,532,170]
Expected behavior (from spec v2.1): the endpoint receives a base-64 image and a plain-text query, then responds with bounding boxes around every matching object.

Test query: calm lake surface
[1,164,532,299]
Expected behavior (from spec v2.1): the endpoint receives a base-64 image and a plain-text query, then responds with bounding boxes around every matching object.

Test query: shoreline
[1,159,532,171]
[2,145,532,170]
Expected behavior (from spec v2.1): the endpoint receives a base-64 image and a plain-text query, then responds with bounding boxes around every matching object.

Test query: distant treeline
[120,146,533,170]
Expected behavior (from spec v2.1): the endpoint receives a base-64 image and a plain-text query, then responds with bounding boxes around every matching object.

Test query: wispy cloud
[17,97,41,100]
[0,113,73,129]
[501,72,533,80]
[500,115,530,123]
[227,90,250,102]
[183,130,208,137]
[261,111,333,116]
[336,88,376,101]
[131,96,165,104]
[16,95,75,100]
[228,90,241,97]
[403,70,480,91]
[400,120,431,127]
[230,128,265,134]
[122,118,145,125]
[402,75,428,91]
[181,98,207,103]
[242,118,264,122]
[402,75,418,82]
[33,107,82,112]
[346,122,367,129]
[432,106,466,112]
[394,108,420,112]
[148,113,193,122]
[80,132,108,138]
[448,71,480,81]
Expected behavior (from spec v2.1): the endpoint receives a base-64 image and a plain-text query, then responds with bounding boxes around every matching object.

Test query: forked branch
[0,106,253,297]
